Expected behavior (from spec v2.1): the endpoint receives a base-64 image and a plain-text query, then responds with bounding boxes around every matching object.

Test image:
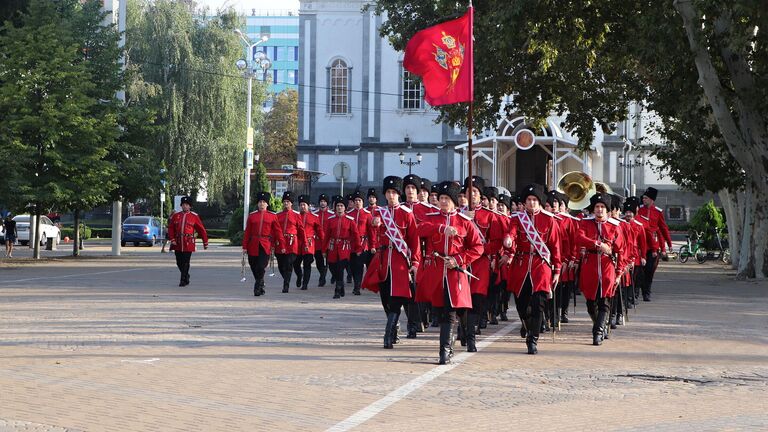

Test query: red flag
[403,7,474,106]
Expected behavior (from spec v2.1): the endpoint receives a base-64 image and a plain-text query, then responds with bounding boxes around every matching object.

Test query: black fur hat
[282,191,295,203]
[623,196,641,214]
[420,178,432,193]
[588,192,611,212]
[332,195,347,208]
[298,194,311,205]
[256,192,271,203]
[521,183,546,204]
[402,174,421,193]
[642,187,658,201]
[180,196,193,206]
[382,176,403,195]
[482,186,498,200]
[437,181,461,207]
[463,175,485,193]
[367,188,377,199]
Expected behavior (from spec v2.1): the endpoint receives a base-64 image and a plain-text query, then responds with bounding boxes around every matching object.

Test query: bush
[690,200,725,245]
[91,228,112,238]
[206,229,227,239]
[60,223,92,240]
[667,223,690,232]
[230,230,244,246]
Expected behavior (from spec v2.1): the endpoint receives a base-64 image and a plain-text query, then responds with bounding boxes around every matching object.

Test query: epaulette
[606,218,620,226]
[249,210,259,215]
[561,213,580,220]
[639,215,650,221]
[362,208,371,214]
[425,211,440,216]
[190,211,199,215]
[346,209,353,214]
[655,206,663,212]
[633,219,644,226]
[639,204,646,209]
[489,208,505,217]
[540,209,555,217]
[458,212,472,221]
[618,218,629,224]
[328,215,337,220]
[554,214,563,220]
[345,215,355,221]
[423,202,439,210]
[400,205,413,213]
[583,215,596,220]
[292,209,300,214]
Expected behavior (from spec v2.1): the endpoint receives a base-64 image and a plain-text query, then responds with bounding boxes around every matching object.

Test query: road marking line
[326,321,517,432]
[4,268,145,283]
[120,358,160,364]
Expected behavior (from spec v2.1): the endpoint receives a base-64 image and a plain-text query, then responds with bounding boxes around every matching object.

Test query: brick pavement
[0,245,766,431]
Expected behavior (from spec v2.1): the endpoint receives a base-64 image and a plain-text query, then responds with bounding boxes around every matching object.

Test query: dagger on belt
[432,252,479,280]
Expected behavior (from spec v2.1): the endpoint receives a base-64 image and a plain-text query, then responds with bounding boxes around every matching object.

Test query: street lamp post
[618,153,645,197]
[235,30,271,230]
[398,152,422,175]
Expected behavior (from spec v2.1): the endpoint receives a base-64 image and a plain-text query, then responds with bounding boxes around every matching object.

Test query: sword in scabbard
[432,252,479,280]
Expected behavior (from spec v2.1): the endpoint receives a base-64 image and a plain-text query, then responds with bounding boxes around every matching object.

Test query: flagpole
[467,1,474,186]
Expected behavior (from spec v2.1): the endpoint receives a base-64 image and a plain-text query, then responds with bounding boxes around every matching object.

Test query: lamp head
[416,152,422,162]
[236,59,247,70]
[399,152,405,162]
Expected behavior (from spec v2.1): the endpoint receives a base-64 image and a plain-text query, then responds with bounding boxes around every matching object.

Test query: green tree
[125,0,266,203]
[374,0,768,279]
[690,200,725,246]
[261,89,298,168]
[0,0,119,258]
[251,161,270,207]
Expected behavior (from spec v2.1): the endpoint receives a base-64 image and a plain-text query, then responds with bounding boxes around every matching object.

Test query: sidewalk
[0,248,766,431]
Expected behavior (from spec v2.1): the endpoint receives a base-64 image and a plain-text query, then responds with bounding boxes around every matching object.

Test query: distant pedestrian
[168,197,208,286]
[4,214,17,258]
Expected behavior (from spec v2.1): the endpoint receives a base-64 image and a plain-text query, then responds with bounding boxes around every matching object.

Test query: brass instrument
[595,181,613,195]
[557,171,597,211]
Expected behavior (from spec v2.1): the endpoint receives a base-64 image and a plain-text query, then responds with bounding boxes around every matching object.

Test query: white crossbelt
[379,206,410,260]
[516,211,551,265]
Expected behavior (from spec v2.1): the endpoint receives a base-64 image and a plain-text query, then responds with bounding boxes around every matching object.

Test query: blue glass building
[244,12,299,97]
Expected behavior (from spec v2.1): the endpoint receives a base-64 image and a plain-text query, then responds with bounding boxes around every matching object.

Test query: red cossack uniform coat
[503,210,561,297]
[637,204,671,253]
[347,207,374,252]
[323,214,361,263]
[628,217,650,266]
[276,209,306,255]
[168,211,208,252]
[575,217,626,300]
[465,206,505,296]
[493,211,512,285]
[362,204,421,297]
[242,210,282,256]
[415,211,484,309]
[557,213,580,283]
[618,219,636,286]
[298,211,322,255]
[313,208,334,253]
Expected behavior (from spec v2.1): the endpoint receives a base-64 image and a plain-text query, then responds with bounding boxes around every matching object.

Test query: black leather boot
[300,273,309,290]
[489,310,499,325]
[179,275,185,287]
[352,286,361,295]
[254,281,261,296]
[466,313,477,352]
[560,310,569,323]
[458,314,467,346]
[296,273,302,288]
[383,313,397,349]
[393,321,400,344]
[333,281,342,299]
[438,322,453,365]
[282,280,289,293]
[593,309,606,345]
[526,334,538,355]
[318,274,326,287]
[406,321,417,339]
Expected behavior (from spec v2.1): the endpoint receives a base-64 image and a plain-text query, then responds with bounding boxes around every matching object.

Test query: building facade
[298,0,716,221]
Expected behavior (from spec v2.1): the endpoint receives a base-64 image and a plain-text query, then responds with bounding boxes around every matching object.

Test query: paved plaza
[1,244,767,431]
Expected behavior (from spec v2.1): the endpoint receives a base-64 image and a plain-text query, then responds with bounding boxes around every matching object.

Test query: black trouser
[514,276,546,340]
[436,282,458,324]
[558,281,572,317]
[500,282,511,315]
[350,252,365,290]
[276,253,297,286]
[293,253,314,288]
[314,250,327,282]
[488,280,501,319]
[586,295,610,335]
[330,259,348,289]
[642,251,659,297]
[378,275,409,316]
[174,251,192,282]
[633,266,644,299]
[248,247,270,282]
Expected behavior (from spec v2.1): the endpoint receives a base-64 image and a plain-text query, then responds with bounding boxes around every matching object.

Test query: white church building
[296,0,709,222]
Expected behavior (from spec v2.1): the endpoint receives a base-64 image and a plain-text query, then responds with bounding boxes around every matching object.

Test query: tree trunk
[33,206,41,259]
[73,208,80,257]
[718,189,740,269]
[675,0,768,280]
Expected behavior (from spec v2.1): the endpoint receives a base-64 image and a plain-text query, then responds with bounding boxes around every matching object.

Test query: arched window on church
[328,59,350,115]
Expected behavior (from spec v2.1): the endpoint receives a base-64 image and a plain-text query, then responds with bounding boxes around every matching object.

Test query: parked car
[121,216,162,247]
[13,215,61,246]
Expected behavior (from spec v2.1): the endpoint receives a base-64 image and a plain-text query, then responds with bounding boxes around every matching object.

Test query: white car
[13,215,61,246]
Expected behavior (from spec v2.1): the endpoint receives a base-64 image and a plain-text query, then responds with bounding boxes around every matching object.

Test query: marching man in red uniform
[501,184,561,355]
[294,195,322,291]
[348,190,373,295]
[324,196,361,299]
[461,176,504,350]
[574,193,626,346]
[416,181,484,364]
[362,176,421,349]
[276,191,306,293]
[637,187,672,301]
[243,192,282,296]
[622,197,651,305]
[313,194,333,287]
[168,196,209,287]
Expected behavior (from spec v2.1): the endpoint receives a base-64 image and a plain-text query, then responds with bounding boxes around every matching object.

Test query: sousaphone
[557,171,597,211]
